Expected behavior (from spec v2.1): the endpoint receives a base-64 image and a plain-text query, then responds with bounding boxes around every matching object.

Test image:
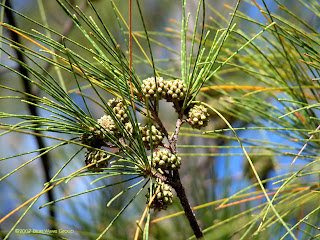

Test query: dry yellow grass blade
[200,85,269,92]
[134,185,160,240]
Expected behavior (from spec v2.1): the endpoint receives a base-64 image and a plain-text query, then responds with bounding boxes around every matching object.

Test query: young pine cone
[146,179,173,211]
[107,98,122,108]
[141,77,166,100]
[164,79,187,102]
[85,150,110,172]
[113,101,129,123]
[80,129,104,148]
[188,104,210,129]
[97,115,121,139]
[108,99,129,123]
[124,122,134,136]
[140,125,164,150]
[149,149,181,171]
[124,122,142,138]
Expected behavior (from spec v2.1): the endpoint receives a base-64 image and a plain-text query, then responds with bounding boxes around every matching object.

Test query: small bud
[97,115,121,139]
[146,179,173,211]
[163,79,187,102]
[85,150,110,172]
[188,104,210,129]
[149,149,181,171]
[140,125,164,150]
[141,77,166,100]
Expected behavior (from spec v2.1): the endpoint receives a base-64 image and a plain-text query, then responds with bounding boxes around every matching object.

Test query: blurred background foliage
[1,0,320,239]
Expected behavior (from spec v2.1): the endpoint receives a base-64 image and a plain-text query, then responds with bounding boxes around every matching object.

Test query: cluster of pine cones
[81,77,210,210]
[141,77,210,210]
[142,77,210,129]
[141,77,187,101]
[81,98,165,171]
[147,149,181,210]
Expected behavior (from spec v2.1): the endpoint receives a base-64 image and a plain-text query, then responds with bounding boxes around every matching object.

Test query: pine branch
[171,170,204,239]
[148,103,203,238]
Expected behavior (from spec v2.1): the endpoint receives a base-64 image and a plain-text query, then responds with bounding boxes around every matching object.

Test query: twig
[168,117,203,238]
[149,105,203,238]
[149,169,203,239]
[291,124,320,165]
[170,118,186,154]
[125,1,202,236]
[171,170,204,239]
[149,106,170,141]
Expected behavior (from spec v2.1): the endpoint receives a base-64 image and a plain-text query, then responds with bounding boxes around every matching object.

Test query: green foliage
[1,0,320,239]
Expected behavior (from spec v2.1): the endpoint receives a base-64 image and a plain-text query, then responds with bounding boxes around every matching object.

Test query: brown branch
[171,170,204,239]
[146,97,203,237]
[125,2,201,237]
[149,106,170,141]
[150,169,203,239]
[129,0,132,70]
[159,142,170,150]
[170,118,186,154]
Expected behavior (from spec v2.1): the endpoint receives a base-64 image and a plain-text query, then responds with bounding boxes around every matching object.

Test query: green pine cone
[146,179,173,211]
[141,77,166,100]
[113,101,129,123]
[124,122,141,138]
[124,122,134,136]
[149,149,181,171]
[164,79,186,102]
[188,104,210,129]
[97,115,121,139]
[107,98,121,108]
[85,150,110,172]
[108,98,129,123]
[80,129,104,148]
[140,124,164,150]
